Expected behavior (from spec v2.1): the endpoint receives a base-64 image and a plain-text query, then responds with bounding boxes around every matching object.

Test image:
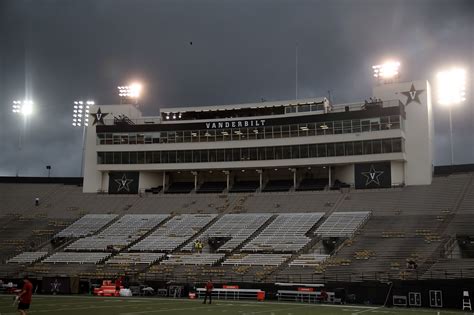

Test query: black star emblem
[91,107,108,125]
[361,165,384,186]
[401,83,424,106]
[114,174,134,192]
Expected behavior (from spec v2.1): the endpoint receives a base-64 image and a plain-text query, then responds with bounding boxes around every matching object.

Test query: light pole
[12,100,34,176]
[72,100,93,177]
[436,68,467,165]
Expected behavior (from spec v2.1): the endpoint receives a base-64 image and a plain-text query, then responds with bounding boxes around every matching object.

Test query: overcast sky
[0,0,473,177]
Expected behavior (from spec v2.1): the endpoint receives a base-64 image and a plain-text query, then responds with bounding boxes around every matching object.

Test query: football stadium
[2,71,474,315]
[2,1,473,314]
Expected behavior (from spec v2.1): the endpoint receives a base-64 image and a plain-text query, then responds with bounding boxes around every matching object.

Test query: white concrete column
[223,170,230,191]
[290,168,297,189]
[192,171,198,190]
[257,169,263,192]
[328,166,332,189]
[162,171,166,190]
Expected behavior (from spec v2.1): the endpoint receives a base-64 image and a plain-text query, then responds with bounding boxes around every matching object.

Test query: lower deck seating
[289,253,330,266]
[165,182,194,194]
[42,252,111,264]
[229,181,259,193]
[262,180,293,192]
[197,182,226,193]
[144,186,163,194]
[223,253,291,266]
[161,253,225,265]
[297,178,328,191]
[105,252,165,265]
[7,252,49,264]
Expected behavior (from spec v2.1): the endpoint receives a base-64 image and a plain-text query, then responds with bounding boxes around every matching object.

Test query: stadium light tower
[118,82,142,105]
[12,100,34,175]
[436,67,467,165]
[72,100,94,176]
[12,100,34,116]
[372,60,401,84]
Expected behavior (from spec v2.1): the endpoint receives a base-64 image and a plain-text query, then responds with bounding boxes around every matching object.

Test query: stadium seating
[161,253,225,265]
[243,213,325,252]
[262,180,293,192]
[289,253,330,266]
[297,178,328,191]
[315,211,371,238]
[197,181,226,193]
[105,252,165,265]
[223,253,291,266]
[1,172,474,285]
[229,181,259,193]
[55,214,118,238]
[165,182,194,194]
[182,213,272,252]
[66,214,168,251]
[42,252,111,264]
[7,252,48,264]
[130,214,217,252]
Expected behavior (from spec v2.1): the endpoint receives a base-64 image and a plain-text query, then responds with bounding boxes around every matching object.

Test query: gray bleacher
[289,253,330,266]
[315,211,371,238]
[161,253,225,265]
[55,214,117,238]
[183,213,272,252]
[7,252,49,264]
[130,214,217,252]
[243,213,324,252]
[66,214,168,251]
[42,252,111,264]
[105,252,165,265]
[223,253,291,266]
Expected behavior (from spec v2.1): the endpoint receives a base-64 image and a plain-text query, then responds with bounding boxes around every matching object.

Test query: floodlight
[72,100,94,128]
[12,100,34,116]
[437,68,466,105]
[372,61,401,79]
[117,82,143,103]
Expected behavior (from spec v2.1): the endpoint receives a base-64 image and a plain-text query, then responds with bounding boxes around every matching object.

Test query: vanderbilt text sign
[205,119,266,129]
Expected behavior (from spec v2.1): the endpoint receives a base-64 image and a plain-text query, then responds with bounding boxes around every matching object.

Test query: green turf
[0,295,467,315]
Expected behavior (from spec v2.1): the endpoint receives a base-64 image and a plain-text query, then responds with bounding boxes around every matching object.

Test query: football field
[0,295,467,315]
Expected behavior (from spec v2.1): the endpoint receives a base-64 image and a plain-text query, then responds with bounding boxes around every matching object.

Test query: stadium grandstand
[1,78,474,312]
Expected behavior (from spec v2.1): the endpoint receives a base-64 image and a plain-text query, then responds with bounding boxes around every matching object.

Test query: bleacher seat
[229,181,259,193]
[130,214,217,252]
[243,213,325,252]
[315,211,371,238]
[165,182,194,194]
[262,180,293,192]
[55,214,118,238]
[197,182,226,194]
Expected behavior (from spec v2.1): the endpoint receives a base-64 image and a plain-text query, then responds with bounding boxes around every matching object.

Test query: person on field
[17,275,33,315]
[202,280,213,304]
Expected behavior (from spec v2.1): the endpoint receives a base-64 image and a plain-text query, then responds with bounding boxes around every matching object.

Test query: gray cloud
[0,0,473,176]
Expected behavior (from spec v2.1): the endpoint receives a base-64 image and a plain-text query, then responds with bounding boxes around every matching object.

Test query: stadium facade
[83,80,433,193]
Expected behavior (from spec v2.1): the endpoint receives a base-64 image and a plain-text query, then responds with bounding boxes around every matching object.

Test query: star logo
[51,279,61,293]
[91,107,108,125]
[401,83,424,106]
[361,165,384,186]
[114,174,134,192]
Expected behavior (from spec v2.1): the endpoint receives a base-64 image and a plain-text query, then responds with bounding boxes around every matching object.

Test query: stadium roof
[160,97,328,114]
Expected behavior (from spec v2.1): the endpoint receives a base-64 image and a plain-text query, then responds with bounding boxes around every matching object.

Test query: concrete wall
[391,161,405,185]
[335,164,354,185]
[373,80,433,185]
[139,172,163,190]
